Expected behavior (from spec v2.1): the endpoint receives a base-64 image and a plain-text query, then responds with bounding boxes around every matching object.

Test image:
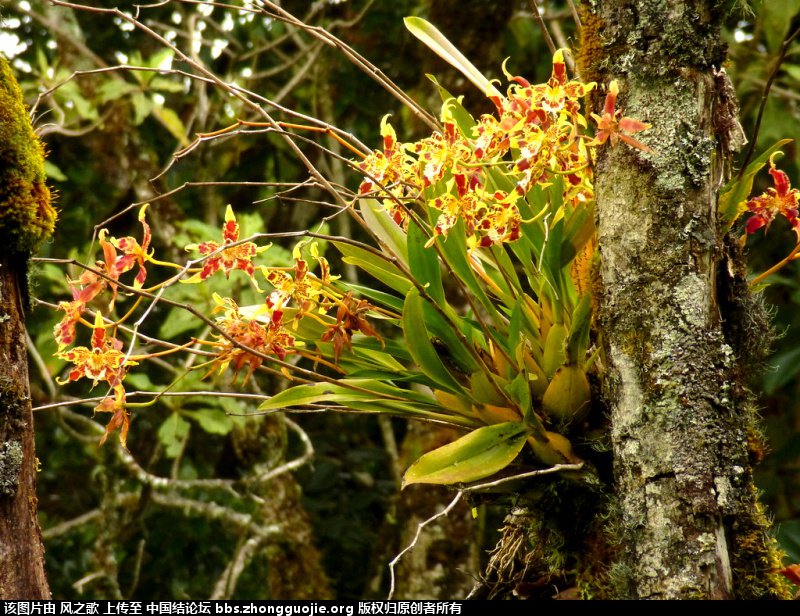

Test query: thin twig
[739,24,800,175]
[529,0,557,55]
[461,463,584,492]
[387,492,463,600]
[567,0,582,30]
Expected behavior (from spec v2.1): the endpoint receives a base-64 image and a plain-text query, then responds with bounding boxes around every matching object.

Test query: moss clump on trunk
[0,54,56,256]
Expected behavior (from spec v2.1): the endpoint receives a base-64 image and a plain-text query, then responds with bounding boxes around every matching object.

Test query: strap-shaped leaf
[403,421,529,486]
[407,221,445,305]
[258,382,384,410]
[334,241,413,294]
[405,17,503,99]
[434,218,495,314]
[404,288,466,394]
[359,199,409,266]
[566,294,592,366]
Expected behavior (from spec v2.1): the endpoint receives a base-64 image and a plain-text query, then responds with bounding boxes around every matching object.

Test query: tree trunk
[0,258,50,599]
[0,54,54,599]
[580,0,790,599]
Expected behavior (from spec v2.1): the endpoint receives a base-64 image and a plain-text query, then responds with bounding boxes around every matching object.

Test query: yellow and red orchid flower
[357,116,418,227]
[321,292,383,364]
[96,383,130,448]
[262,242,335,319]
[204,294,296,384]
[108,204,153,288]
[745,155,800,240]
[53,212,144,349]
[57,312,137,387]
[53,277,106,349]
[591,80,653,153]
[427,179,521,248]
[501,50,594,121]
[409,117,473,187]
[89,203,154,298]
[184,205,268,282]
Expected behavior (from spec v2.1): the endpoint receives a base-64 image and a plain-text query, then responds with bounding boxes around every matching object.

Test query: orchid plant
[52,17,795,489]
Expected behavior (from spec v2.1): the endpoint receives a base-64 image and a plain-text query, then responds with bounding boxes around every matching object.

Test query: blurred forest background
[0,0,798,599]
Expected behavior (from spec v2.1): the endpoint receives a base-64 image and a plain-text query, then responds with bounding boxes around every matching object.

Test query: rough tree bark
[0,54,55,598]
[581,0,789,599]
[477,1,792,600]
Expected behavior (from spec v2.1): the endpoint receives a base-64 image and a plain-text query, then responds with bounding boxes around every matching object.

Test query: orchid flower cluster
[53,48,656,485]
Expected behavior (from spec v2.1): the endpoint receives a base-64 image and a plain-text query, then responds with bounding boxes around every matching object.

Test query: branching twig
[460,463,584,492]
[739,23,800,175]
[387,492,463,600]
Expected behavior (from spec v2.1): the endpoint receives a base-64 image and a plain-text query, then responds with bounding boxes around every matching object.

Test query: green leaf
[718,139,792,229]
[258,382,384,411]
[407,221,445,305]
[150,76,185,93]
[183,409,233,435]
[422,304,480,374]
[434,219,495,314]
[404,288,466,394]
[97,79,140,104]
[404,17,502,99]
[506,371,531,420]
[131,91,154,126]
[566,294,592,366]
[340,282,404,313]
[152,106,189,146]
[542,323,568,379]
[334,241,413,294]
[402,421,529,486]
[359,199,409,266]
[777,519,800,563]
[44,160,67,182]
[469,370,507,406]
[560,201,595,267]
[763,346,800,394]
[157,413,190,459]
[124,372,156,391]
[159,307,200,340]
[425,75,477,136]
[341,399,480,428]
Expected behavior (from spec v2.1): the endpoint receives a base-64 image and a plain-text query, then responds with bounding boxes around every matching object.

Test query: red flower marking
[109,204,153,288]
[57,312,135,387]
[205,295,296,385]
[185,205,264,281]
[745,156,800,240]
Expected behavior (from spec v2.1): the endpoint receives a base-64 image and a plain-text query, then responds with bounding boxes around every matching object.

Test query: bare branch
[387,492,464,600]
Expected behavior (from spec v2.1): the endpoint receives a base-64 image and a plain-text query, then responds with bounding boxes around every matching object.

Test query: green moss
[729,487,794,599]
[0,54,57,255]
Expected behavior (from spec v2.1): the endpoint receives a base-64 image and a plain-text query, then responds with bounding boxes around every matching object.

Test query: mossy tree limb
[581,0,790,599]
[0,54,54,599]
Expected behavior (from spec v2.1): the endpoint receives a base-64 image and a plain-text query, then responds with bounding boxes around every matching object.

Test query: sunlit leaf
[334,241,413,294]
[359,199,409,266]
[402,421,529,486]
[97,79,140,104]
[404,17,502,99]
[257,382,385,410]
